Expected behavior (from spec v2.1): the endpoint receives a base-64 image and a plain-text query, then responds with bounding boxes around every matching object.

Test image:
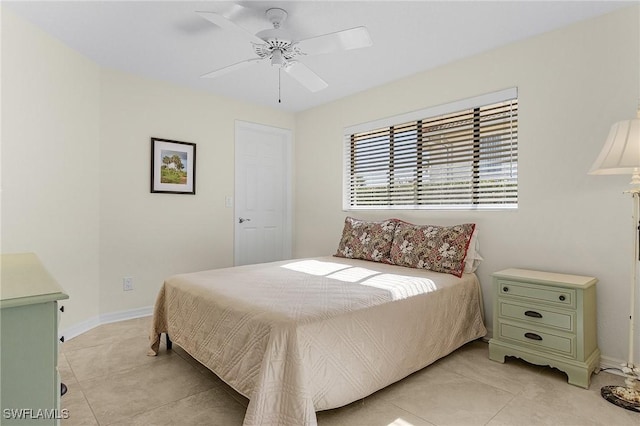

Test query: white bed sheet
[149,256,486,425]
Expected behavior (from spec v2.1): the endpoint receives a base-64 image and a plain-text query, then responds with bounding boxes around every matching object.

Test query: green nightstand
[488,268,600,388]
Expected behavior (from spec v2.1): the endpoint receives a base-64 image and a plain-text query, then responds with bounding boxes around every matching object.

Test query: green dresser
[488,268,600,388]
[1,253,69,424]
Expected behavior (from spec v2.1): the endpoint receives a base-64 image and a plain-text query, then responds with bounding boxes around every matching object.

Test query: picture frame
[150,137,196,194]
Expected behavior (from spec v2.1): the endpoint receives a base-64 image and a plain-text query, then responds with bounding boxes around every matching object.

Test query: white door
[234,121,292,266]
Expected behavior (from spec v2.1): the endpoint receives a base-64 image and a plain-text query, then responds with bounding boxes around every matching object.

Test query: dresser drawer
[498,321,575,357]
[497,279,576,309]
[498,300,575,332]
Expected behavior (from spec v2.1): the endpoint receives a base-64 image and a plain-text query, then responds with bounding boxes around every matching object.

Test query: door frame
[234,120,293,265]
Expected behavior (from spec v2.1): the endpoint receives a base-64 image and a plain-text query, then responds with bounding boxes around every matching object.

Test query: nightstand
[488,268,600,388]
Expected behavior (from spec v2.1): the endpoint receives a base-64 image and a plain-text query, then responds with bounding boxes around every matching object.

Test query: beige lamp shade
[589,112,640,177]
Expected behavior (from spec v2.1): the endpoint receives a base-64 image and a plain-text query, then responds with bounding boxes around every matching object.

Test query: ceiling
[4,1,633,112]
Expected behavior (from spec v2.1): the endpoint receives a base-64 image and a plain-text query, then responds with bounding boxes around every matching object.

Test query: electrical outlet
[123,276,134,291]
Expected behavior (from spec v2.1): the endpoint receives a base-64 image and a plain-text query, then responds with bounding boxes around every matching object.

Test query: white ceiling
[4,1,633,112]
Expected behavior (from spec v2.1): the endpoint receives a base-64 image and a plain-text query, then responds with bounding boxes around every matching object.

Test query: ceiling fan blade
[196,11,265,45]
[296,26,372,56]
[201,58,264,79]
[283,61,328,92]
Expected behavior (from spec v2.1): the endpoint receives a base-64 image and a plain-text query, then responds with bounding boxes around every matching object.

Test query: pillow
[463,228,483,273]
[389,222,476,277]
[334,217,397,262]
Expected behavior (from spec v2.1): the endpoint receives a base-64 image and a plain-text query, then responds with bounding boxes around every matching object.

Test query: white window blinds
[343,88,518,210]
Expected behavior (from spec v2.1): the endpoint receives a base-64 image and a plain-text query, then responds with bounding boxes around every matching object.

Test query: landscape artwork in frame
[151,138,196,194]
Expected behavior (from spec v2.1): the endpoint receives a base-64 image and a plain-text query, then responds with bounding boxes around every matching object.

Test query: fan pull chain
[278,68,282,103]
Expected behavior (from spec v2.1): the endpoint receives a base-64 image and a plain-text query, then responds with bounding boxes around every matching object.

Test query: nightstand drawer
[497,279,575,309]
[498,300,574,332]
[498,321,575,357]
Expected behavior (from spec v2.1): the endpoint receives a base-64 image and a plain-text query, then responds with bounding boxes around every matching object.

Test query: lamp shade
[589,115,640,176]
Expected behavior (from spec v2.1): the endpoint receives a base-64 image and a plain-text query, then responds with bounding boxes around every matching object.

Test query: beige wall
[98,69,294,315]
[1,8,101,327]
[294,6,640,365]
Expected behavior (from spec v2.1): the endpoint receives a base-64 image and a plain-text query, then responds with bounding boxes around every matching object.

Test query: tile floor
[59,316,639,426]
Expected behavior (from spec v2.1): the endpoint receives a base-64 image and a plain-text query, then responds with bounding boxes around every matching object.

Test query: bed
[149,254,486,425]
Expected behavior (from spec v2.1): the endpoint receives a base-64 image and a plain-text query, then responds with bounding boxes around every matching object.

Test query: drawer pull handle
[59,336,65,343]
[524,332,542,341]
[559,295,566,301]
[503,286,509,292]
[60,305,64,313]
[524,310,543,318]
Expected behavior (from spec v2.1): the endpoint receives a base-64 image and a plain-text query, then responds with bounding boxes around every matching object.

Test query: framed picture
[150,138,196,194]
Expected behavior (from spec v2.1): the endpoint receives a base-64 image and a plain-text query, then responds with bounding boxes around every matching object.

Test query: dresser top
[494,268,597,288]
[1,253,68,307]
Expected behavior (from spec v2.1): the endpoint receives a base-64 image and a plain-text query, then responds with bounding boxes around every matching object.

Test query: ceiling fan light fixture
[271,49,285,67]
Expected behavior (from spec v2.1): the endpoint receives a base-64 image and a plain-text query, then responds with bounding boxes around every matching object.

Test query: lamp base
[601,385,640,413]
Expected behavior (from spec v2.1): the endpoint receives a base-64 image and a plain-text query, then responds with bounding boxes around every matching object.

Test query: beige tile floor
[59,316,639,426]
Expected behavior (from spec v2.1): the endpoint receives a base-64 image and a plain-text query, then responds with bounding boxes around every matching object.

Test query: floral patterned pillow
[389,222,476,277]
[335,217,398,262]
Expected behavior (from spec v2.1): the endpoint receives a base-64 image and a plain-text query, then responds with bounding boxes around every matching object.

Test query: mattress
[149,256,486,425]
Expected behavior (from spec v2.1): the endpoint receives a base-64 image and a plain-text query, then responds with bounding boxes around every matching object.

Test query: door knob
[238,217,251,224]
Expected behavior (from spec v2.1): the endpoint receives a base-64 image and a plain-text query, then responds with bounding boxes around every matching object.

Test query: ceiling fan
[197,7,373,93]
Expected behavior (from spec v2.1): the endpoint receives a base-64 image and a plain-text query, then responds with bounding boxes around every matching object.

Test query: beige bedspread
[149,256,486,426]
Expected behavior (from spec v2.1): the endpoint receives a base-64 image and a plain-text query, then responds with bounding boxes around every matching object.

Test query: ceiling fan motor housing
[254,8,299,66]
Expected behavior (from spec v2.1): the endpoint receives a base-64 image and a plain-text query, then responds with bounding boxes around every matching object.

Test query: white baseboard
[598,355,627,377]
[60,316,101,341]
[99,305,153,325]
[60,306,153,341]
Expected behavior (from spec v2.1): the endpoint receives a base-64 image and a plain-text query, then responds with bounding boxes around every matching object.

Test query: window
[343,88,518,210]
